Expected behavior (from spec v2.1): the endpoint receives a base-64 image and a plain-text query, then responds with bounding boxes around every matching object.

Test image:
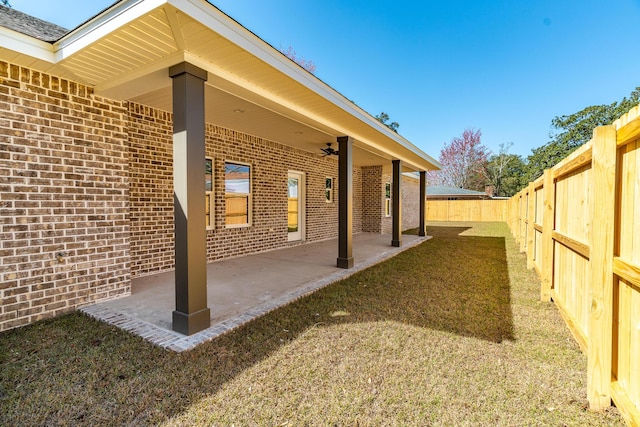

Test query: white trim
[169,0,440,170]
[164,5,186,50]
[205,156,214,230]
[2,0,440,171]
[0,27,55,62]
[325,177,334,203]
[54,0,166,60]
[384,182,392,217]
[224,160,252,228]
[287,170,305,242]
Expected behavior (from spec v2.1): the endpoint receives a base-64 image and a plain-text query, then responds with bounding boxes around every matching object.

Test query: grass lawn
[0,222,623,426]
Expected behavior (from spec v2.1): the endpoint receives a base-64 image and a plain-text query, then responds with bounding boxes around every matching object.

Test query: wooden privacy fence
[427,199,508,222]
[508,105,640,425]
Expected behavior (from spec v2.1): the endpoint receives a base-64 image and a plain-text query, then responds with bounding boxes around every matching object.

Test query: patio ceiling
[0,0,441,171]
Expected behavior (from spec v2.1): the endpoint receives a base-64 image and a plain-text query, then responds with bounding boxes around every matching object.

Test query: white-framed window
[384,182,392,217]
[205,157,214,229]
[325,177,334,203]
[224,161,252,227]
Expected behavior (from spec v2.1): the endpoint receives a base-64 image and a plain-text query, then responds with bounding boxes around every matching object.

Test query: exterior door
[287,171,305,241]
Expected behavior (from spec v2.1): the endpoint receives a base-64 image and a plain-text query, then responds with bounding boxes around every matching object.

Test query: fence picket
[541,170,554,302]
[587,124,616,410]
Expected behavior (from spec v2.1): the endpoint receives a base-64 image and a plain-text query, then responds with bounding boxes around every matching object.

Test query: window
[384,182,391,217]
[225,161,252,227]
[325,177,334,203]
[205,157,213,229]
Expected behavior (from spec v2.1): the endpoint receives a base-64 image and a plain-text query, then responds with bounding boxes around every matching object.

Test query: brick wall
[362,165,382,233]
[0,62,130,332]
[205,123,354,261]
[378,170,422,235]
[401,174,421,231]
[127,103,363,275]
[352,167,363,235]
[0,63,416,332]
[381,171,393,234]
[127,104,174,276]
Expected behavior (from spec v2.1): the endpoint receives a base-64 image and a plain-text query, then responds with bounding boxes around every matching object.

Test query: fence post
[540,169,555,302]
[519,191,526,252]
[515,192,521,242]
[588,124,617,411]
[526,183,536,269]
[510,197,515,232]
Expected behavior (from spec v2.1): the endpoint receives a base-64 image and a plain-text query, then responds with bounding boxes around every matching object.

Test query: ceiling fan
[320,143,339,157]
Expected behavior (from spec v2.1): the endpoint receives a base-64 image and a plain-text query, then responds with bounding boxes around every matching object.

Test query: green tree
[485,143,526,197]
[375,112,399,133]
[525,87,640,181]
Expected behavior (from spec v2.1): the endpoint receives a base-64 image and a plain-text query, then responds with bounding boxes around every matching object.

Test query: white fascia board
[0,27,55,62]
[170,0,440,170]
[53,0,168,61]
[49,0,439,170]
[173,0,381,126]
[402,171,420,179]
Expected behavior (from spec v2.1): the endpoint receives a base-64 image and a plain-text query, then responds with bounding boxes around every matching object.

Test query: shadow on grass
[0,225,514,425]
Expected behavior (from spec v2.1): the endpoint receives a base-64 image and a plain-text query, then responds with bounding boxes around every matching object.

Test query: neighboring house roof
[0,0,441,173]
[0,5,68,42]
[426,185,491,199]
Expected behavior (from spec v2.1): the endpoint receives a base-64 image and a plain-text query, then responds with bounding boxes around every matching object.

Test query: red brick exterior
[401,174,421,231]
[376,170,421,235]
[361,166,383,233]
[0,62,130,331]
[0,62,418,332]
[128,104,174,276]
[127,103,362,275]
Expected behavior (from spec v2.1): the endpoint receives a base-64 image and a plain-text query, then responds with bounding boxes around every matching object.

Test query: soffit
[1,0,440,171]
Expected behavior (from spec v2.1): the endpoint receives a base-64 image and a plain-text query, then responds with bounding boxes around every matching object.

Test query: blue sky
[11,0,640,159]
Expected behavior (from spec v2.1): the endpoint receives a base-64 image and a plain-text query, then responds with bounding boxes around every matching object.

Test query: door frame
[287,170,305,242]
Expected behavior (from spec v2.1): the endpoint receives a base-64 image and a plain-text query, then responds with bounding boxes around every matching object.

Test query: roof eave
[11,0,441,171]
[0,26,55,62]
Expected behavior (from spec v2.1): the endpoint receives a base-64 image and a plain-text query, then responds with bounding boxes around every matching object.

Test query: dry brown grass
[0,222,623,426]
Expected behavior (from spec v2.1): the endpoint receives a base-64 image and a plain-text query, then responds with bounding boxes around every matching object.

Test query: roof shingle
[0,5,68,42]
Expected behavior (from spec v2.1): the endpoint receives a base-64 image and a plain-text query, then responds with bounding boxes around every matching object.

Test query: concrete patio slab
[80,233,431,352]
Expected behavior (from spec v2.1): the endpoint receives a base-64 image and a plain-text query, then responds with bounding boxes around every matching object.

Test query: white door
[287,171,305,241]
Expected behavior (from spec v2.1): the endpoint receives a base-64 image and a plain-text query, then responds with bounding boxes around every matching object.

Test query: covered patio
[81,232,430,352]
[0,0,440,335]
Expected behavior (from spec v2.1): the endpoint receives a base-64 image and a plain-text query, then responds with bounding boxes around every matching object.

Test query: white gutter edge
[53,0,167,60]
[170,0,441,170]
[0,26,55,62]
[16,0,440,170]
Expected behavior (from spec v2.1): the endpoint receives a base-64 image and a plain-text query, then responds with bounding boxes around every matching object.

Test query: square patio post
[392,159,402,247]
[337,135,354,269]
[419,170,426,237]
[169,62,211,335]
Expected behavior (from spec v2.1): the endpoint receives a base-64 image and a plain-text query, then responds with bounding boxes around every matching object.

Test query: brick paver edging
[80,235,431,352]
